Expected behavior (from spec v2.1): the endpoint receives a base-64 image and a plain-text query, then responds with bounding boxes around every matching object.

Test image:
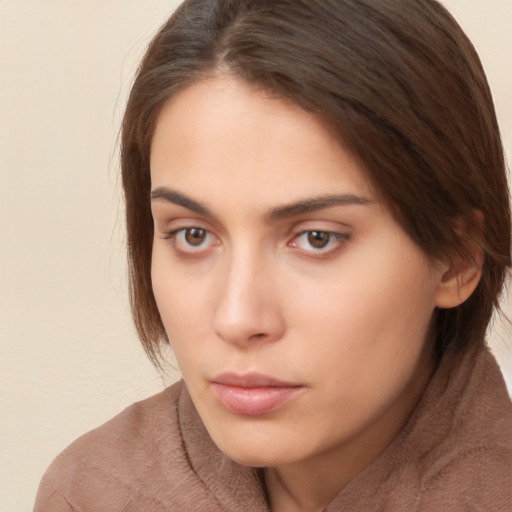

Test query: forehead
[150,76,375,209]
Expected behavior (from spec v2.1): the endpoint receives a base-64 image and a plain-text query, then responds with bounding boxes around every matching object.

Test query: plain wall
[0,1,510,511]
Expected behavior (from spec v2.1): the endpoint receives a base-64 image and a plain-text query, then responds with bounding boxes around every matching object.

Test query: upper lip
[212,372,302,388]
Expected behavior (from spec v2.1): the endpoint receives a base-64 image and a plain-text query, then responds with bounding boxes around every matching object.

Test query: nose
[212,250,285,347]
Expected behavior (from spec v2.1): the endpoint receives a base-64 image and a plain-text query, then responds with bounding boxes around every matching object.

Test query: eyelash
[162,227,350,257]
[288,230,350,254]
[163,227,219,255]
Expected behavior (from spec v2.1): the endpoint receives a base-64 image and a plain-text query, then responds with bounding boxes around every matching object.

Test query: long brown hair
[121,0,511,366]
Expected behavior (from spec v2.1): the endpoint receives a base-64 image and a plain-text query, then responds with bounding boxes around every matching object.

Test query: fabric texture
[34,345,512,511]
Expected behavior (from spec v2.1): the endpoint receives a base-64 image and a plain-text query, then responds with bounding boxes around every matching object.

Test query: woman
[35,0,512,510]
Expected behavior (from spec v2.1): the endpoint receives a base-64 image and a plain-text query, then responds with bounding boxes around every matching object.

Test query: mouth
[211,372,305,416]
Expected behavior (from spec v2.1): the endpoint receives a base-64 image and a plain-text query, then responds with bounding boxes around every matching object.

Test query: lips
[211,372,304,416]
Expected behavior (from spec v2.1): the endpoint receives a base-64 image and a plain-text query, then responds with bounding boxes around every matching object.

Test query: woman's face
[150,77,445,468]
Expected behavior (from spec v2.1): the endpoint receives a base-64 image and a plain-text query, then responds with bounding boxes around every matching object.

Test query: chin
[210,429,300,468]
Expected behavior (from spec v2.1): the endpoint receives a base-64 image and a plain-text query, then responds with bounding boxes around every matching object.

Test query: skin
[149,76,467,512]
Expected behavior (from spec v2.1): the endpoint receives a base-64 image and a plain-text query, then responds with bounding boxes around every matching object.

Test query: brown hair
[121,0,511,366]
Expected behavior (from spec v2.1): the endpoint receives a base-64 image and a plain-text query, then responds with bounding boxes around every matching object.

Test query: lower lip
[211,383,303,416]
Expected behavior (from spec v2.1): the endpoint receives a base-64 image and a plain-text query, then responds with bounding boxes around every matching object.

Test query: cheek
[293,239,438,393]
[151,246,194,337]
[300,258,434,340]
[151,247,217,364]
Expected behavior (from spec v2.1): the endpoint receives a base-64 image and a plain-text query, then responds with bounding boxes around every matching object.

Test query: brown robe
[34,345,512,511]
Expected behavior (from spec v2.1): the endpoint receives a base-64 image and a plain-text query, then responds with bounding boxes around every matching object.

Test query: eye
[289,230,349,253]
[164,227,219,254]
[183,227,207,246]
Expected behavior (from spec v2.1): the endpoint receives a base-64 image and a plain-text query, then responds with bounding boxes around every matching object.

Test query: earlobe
[434,249,484,309]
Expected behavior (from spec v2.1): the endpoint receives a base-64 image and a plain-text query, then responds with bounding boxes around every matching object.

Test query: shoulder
[406,346,512,510]
[416,347,512,510]
[34,381,199,512]
[416,444,511,511]
[339,346,512,512]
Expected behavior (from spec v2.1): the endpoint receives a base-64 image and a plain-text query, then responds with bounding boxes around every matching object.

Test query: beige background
[0,1,510,510]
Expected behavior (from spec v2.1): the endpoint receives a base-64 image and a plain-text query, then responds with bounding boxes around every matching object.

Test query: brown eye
[185,228,207,246]
[289,230,349,254]
[307,231,330,249]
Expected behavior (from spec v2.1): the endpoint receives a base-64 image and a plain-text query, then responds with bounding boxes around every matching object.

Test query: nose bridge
[212,241,283,346]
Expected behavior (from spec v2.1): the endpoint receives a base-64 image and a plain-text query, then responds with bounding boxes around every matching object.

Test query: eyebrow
[267,194,372,220]
[151,186,372,220]
[151,187,212,216]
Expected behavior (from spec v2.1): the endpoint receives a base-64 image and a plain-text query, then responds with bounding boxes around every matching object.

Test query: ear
[434,214,485,309]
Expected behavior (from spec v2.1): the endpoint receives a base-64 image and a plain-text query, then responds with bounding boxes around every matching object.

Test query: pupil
[185,228,206,246]
[308,231,329,248]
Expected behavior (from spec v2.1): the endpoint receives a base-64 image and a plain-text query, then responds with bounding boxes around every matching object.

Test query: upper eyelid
[289,222,352,240]
[152,204,355,226]
[291,218,352,230]
[288,229,350,250]
[291,230,350,243]
[157,219,352,241]
[293,227,349,235]
[166,226,213,238]
[156,217,216,234]
[151,202,219,233]
[161,227,188,240]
